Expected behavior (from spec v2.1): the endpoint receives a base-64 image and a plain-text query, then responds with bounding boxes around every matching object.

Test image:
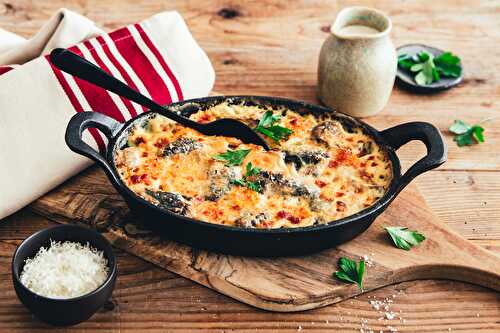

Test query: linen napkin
[0,9,215,219]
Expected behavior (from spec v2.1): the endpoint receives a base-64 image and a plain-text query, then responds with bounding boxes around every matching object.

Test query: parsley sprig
[449,120,485,147]
[334,257,365,290]
[384,226,425,251]
[212,149,250,166]
[255,111,293,143]
[398,51,462,86]
[231,162,262,192]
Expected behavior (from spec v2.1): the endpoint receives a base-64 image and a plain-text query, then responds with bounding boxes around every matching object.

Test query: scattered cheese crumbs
[385,312,396,320]
[360,318,374,333]
[365,294,404,333]
[362,254,375,267]
[20,240,109,299]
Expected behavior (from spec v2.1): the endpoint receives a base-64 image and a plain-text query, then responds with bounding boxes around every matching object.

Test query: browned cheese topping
[115,101,392,229]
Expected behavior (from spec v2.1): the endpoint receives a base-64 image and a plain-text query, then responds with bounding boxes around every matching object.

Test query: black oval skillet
[65,96,446,257]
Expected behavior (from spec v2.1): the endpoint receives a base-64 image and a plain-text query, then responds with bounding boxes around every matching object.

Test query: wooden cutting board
[30,166,500,312]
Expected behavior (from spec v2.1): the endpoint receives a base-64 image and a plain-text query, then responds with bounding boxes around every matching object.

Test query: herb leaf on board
[449,120,485,147]
[212,149,251,166]
[384,226,426,250]
[334,257,365,290]
[255,111,293,142]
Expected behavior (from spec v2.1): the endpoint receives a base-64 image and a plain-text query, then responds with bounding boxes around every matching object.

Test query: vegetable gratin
[114,101,393,229]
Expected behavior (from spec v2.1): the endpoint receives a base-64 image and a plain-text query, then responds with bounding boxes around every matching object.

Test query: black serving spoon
[50,48,269,150]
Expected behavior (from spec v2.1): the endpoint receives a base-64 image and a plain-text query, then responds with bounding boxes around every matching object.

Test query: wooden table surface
[0,0,499,332]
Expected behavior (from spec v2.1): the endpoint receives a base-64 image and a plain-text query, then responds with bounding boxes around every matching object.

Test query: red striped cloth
[0,66,13,75]
[0,10,214,219]
[46,23,187,152]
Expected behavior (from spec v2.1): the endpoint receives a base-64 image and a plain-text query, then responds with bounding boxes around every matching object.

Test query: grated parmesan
[20,240,109,299]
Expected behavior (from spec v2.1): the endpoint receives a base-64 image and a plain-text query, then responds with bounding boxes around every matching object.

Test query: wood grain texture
[416,170,500,240]
[1,217,499,332]
[29,167,500,312]
[0,0,499,330]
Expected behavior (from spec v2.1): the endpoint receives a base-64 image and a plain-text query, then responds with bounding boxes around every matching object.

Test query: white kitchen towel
[0,9,215,219]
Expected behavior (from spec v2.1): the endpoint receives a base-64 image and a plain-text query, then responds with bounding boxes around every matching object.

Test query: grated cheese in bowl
[20,240,109,299]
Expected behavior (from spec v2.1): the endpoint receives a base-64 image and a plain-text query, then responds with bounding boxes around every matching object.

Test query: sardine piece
[284,150,328,169]
[115,147,141,168]
[234,212,269,228]
[145,189,191,216]
[259,171,318,198]
[311,120,343,147]
[163,137,201,157]
[205,164,236,201]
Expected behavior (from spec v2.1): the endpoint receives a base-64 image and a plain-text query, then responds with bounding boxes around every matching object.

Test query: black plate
[64,96,447,256]
[396,44,463,93]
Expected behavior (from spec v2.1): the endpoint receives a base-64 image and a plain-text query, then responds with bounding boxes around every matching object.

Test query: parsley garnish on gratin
[231,162,262,192]
[212,149,251,166]
[255,111,293,142]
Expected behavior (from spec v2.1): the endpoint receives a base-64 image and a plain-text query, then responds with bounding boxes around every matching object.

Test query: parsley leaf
[257,111,281,128]
[212,149,250,166]
[231,162,262,192]
[231,178,247,187]
[245,161,261,177]
[246,180,262,192]
[434,52,462,78]
[255,111,293,142]
[397,54,414,70]
[334,257,365,290]
[449,120,485,147]
[410,51,439,86]
[384,226,426,250]
[449,120,470,134]
[398,50,462,86]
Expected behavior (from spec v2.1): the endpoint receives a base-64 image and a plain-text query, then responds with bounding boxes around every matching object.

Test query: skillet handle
[380,121,447,194]
[65,111,122,183]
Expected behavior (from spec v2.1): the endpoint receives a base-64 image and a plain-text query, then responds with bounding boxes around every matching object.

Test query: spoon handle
[50,48,201,130]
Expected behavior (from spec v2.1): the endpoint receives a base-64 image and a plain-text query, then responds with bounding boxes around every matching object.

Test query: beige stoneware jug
[318,7,396,117]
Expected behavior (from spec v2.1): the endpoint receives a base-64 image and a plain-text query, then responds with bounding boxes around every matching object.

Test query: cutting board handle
[392,263,500,292]
[375,223,500,292]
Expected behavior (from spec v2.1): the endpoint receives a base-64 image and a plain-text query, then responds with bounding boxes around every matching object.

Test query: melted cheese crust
[115,101,392,229]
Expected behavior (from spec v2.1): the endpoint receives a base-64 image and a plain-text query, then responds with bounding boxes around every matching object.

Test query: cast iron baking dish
[65,96,446,256]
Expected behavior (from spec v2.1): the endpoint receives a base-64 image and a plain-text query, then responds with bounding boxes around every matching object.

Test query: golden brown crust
[115,102,392,229]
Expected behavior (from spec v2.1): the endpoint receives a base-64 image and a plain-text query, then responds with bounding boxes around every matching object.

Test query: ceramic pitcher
[318,7,396,117]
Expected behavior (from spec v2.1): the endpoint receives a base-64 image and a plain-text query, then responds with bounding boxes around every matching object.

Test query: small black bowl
[396,44,463,93]
[11,224,117,326]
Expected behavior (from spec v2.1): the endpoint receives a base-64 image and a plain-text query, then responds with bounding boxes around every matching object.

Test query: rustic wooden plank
[1,0,498,171]
[0,210,53,240]
[1,237,499,332]
[416,170,500,240]
[3,207,500,254]
[27,168,500,312]
[0,0,499,330]
[19,166,500,242]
